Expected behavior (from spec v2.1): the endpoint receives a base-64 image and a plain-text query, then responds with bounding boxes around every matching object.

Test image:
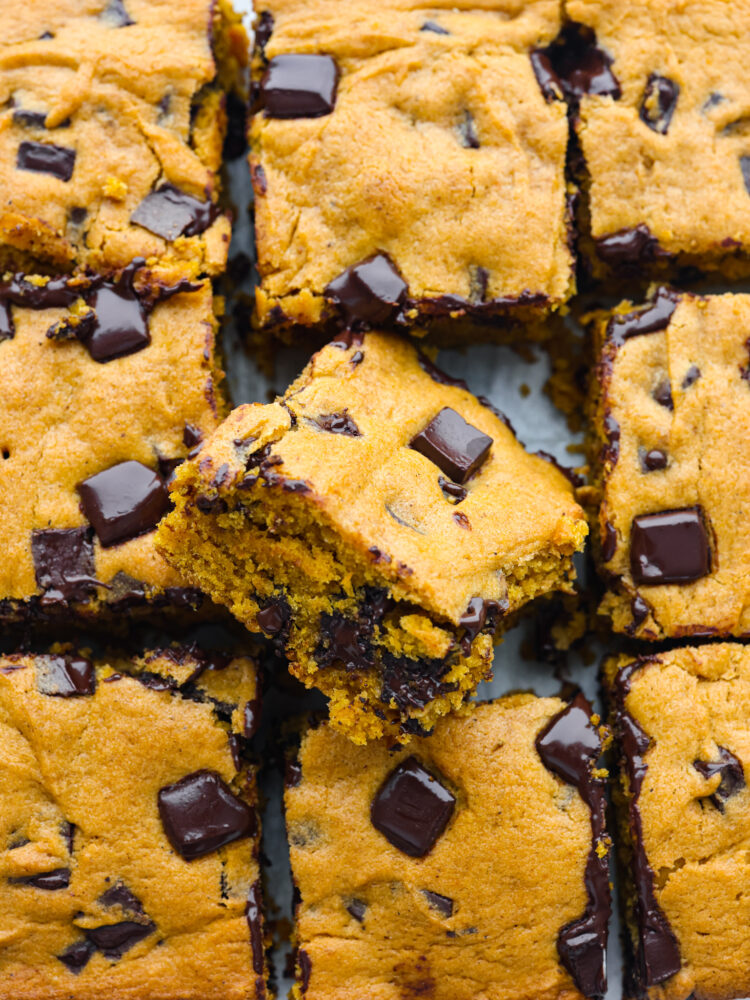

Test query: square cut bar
[604,646,750,1000]
[284,696,611,1000]
[0,262,228,623]
[0,0,247,277]
[0,645,268,1000]
[157,330,587,743]
[249,0,575,340]
[587,288,750,638]
[560,0,750,279]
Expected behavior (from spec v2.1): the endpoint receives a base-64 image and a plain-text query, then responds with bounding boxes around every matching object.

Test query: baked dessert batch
[1,2,749,999]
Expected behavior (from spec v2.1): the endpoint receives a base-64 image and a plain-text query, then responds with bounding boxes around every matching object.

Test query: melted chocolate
[423,890,454,917]
[457,109,480,149]
[131,184,219,241]
[612,660,682,988]
[693,747,745,811]
[601,521,617,562]
[58,939,95,973]
[31,527,99,604]
[246,879,265,975]
[314,410,361,436]
[536,693,610,998]
[261,54,339,118]
[595,224,666,268]
[381,651,454,719]
[17,141,75,181]
[10,867,70,889]
[421,20,450,35]
[254,11,274,56]
[325,253,408,328]
[438,476,467,504]
[158,769,256,861]
[347,898,366,921]
[641,448,668,472]
[630,594,651,630]
[370,756,455,857]
[36,655,95,697]
[640,74,680,134]
[410,407,492,484]
[682,365,701,389]
[532,24,621,104]
[606,287,680,346]
[459,596,505,654]
[84,920,155,958]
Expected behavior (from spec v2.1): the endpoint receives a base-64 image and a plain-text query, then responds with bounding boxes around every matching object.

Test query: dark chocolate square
[77,461,169,547]
[370,756,455,857]
[410,407,492,484]
[158,769,255,861]
[630,507,711,585]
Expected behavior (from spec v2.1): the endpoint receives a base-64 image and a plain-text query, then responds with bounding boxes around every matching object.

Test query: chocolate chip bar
[0,0,247,277]
[0,644,268,999]
[250,0,574,340]
[285,695,611,999]
[157,330,587,742]
[0,263,227,623]
[605,646,750,1000]
[556,1,750,279]
[587,288,750,638]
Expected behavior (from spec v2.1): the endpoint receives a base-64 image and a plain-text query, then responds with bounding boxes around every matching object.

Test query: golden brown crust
[589,291,750,638]
[0,0,247,276]
[157,331,586,741]
[286,698,604,1000]
[0,647,267,1000]
[250,0,574,336]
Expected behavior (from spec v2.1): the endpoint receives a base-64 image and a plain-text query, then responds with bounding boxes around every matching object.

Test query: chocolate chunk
[17,141,75,181]
[630,507,711,585]
[530,49,563,101]
[78,461,169,547]
[380,652,452,717]
[370,756,455,857]
[459,597,504,650]
[631,594,651,629]
[421,20,450,35]
[69,206,87,226]
[603,412,621,466]
[36,655,96,697]
[158,769,255,860]
[453,511,470,529]
[653,378,673,410]
[245,879,265,975]
[469,265,489,304]
[346,898,366,922]
[317,613,373,671]
[254,11,274,56]
[457,109,479,149]
[438,476,467,504]
[693,748,745,811]
[131,184,219,241]
[244,698,261,739]
[536,694,609,998]
[32,527,98,603]
[682,365,700,389]
[410,407,492,484]
[325,253,408,328]
[85,920,155,958]
[285,759,302,789]
[596,223,664,267]
[256,597,290,637]
[58,939,95,974]
[99,882,144,913]
[10,867,71,889]
[314,410,361,436]
[423,890,453,917]
[78,267,149,362]
[13,110,51,129]
[100,0,135,27]
[183,423,203,450]
[640,74,679,134]
[641,448,668,472]
[298,949,312,992]
[607,287,680,346]
[602,522,617,562]
[261,54,339,118]
[535,24,621,103]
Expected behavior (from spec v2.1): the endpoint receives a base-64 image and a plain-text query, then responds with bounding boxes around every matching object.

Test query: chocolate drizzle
[535,693,610,999]
[612,659,682,990]
[606,287,680,346]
